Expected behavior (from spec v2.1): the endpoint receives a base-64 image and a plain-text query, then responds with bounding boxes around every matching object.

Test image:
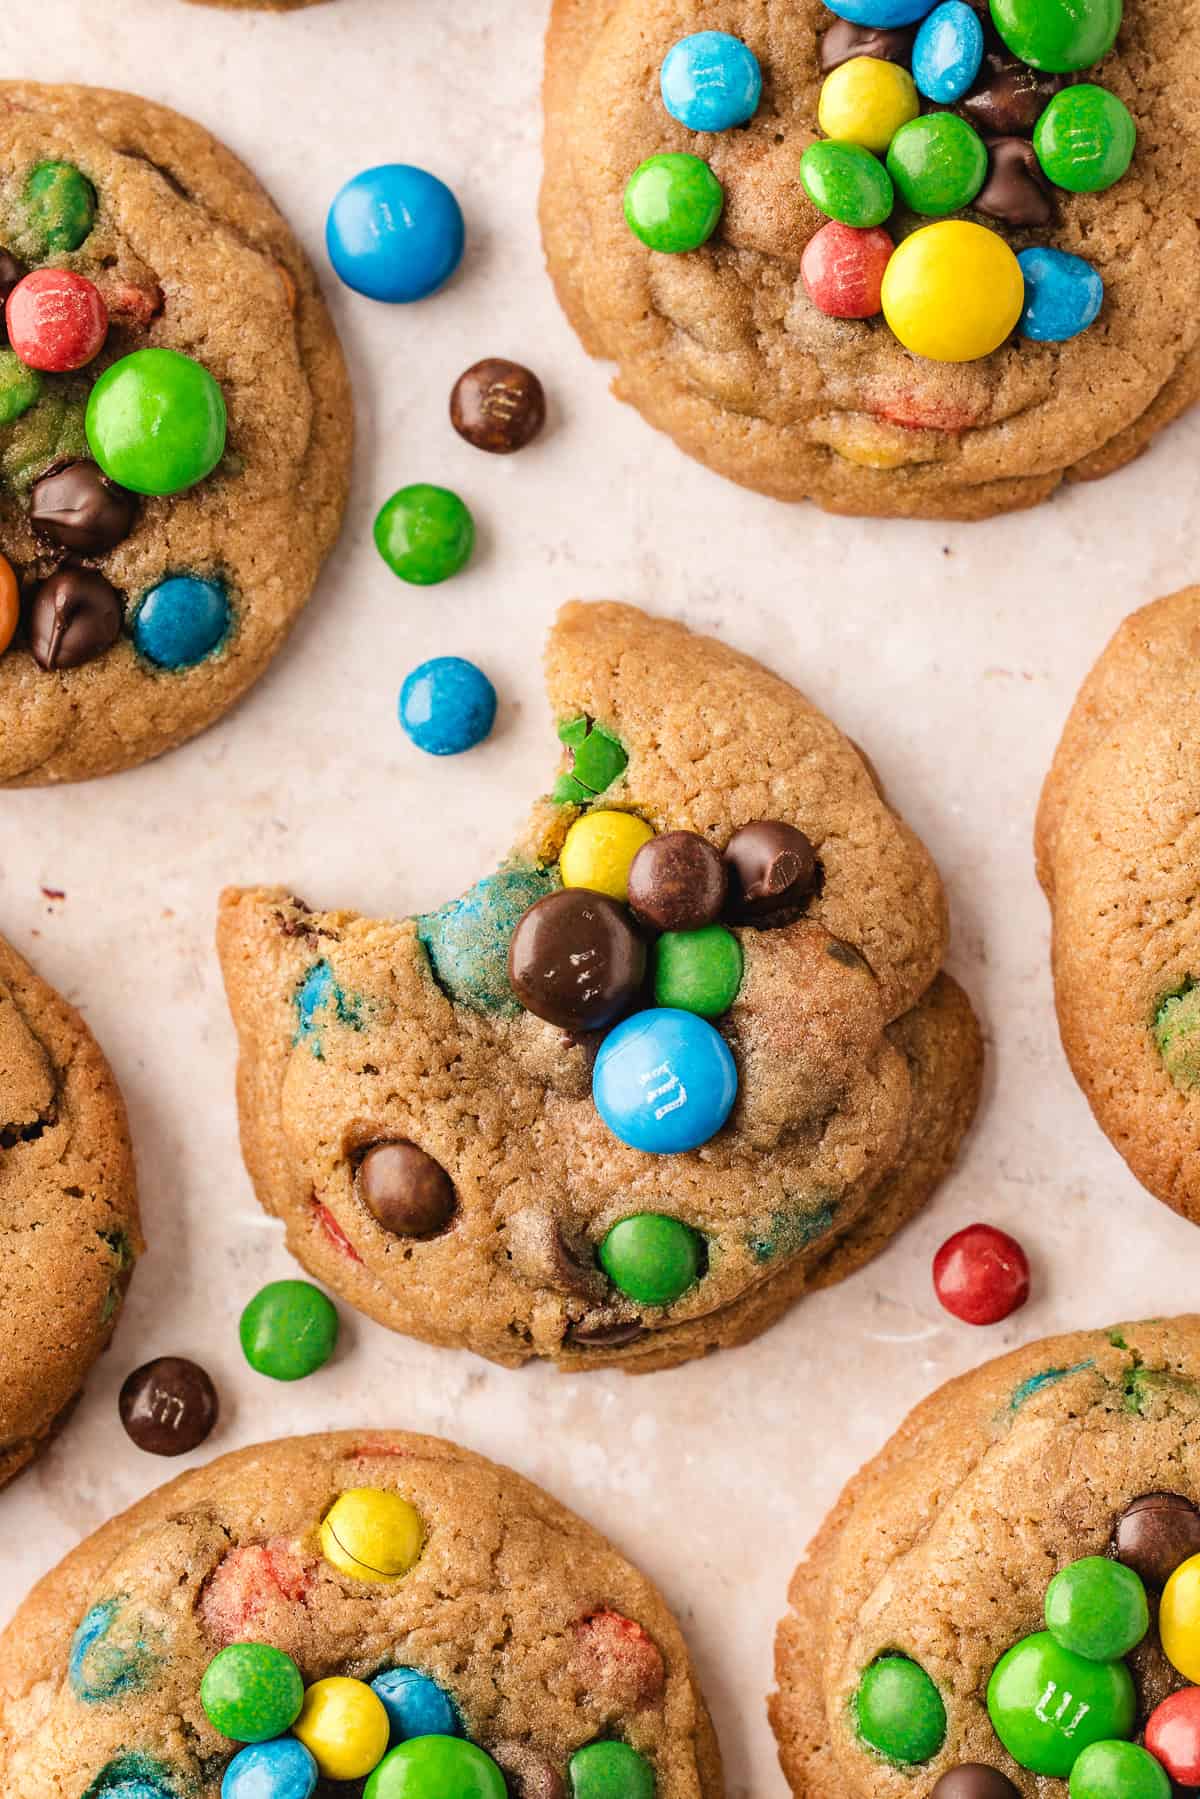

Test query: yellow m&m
[559,810,654,903]
[881,221,1023,363]
[1160,1553,1200,1681]
[293,1677,390,1781]
[320,1488,424,1583]
[818,57,919,154]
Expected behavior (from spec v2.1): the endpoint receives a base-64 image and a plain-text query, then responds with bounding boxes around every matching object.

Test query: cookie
[1036,588,1200,1224]
[541,0,1200,520]
[0,1429,722,1799]
[0,930,140,1490]
[0,83,351,785]
[217,601,980,1373]
[772,1318,1200,1797]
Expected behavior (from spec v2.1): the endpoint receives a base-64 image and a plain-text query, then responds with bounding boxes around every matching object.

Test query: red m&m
[1145,1688,1200,1785]
[6,269,108,372]
[933,1222,1030,1324]
[802,221,894,319]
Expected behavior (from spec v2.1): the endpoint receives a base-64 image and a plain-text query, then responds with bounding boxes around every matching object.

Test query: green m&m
[624,153,723,253]
[800,140,894,228]
[23,161,96,254]
[568,1741,655,1799]
[1034,86,1136,194]
[600,1214,704,1308]
[986,1632,1135,1776]
[364,1735,507,1799]
[886,114,987,216]
[555,716,627,804]
[1045,1557,1149,1662]
[200,1643,304,1742]
[854,1655,946,1763]
[1069,1741,1171,1799]
[0,350,41,426]
[990,0,1122,72]
[654,925,742,1018]
[1154,983,1200,1089]
[86,348,226,496]
[239,1279,339,1381]
[374,484,475,585]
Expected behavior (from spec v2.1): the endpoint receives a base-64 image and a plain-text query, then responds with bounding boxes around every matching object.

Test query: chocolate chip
[0,250,26,343]
[627,831,728,934]
[975,137,1056,228]
[723,821,818,924]
[490,1742,566,1799]
[961,54,1064,137]
[1114,1492,1200,1587]
[566,1312,646,1349]
[450,358,546,454]
[819,18,916,71]
[30,460,137,554]
[507,1206,606,1301]
[118,1356,218,1456]
[931,1769,1021,1799]
[357,1141,457,1239]
[28,567,123,670]
[508,889,646,1032]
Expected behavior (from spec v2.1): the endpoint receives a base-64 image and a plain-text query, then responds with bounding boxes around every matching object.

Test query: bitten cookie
[0,1430,721,1799]
[0,83,350,785]
[541,0,1200,520]
[771,1317,1200,1798]
[0,930,140,1490]
[1036,588,1200,1225]
[217,601,980,1373]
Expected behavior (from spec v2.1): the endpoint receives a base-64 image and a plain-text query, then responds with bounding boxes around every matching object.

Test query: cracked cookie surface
[1036,588,1200,1225]
[0,1429,721,1799]
[0,83,350,785]
[541,0,1200,520]
[771,1316,1200,1798]
[0,930,140,1491]
[217,601,980,1373]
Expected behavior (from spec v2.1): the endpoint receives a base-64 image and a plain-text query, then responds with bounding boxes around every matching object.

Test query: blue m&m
[222,1739,319,1799]
[1018,247,1104,343]
[132,575,230,669]
[660,32,762,132]
[912,1,984,102]
[592,1008,737,1154]
[821,0,936,31]
[370,1668,461,1743]
[399,656,497,756]
[326,165,464,303]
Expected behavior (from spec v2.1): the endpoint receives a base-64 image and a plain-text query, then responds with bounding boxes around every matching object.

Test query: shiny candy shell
[1018,247,1103,343]
[592,1007,738,1153]
[370,1667,461,1743]
[660,31,762,132]
[320,1488,424,1583]
[624,153,723,253]
[0,553,17,655]
[222,1739,318,1799]
[886,113,987,215]
[1144,1687,1200,1785]
[6,269,107,372]
[399,656,496,756]
[132,575,231,669]
[1159,1551,1200,1680]
[293,1678,390,1782]
[854,1656,946,1763]
[559,809,655,903]
[1067,1741,1170,1799]
[1044,1557,1149,1662]
[802,221,893,317]
[800,140,894,228]
[326,165,464,303]
[817,57,919,153]
[85,348,226,496]
[986,1633,1135,1776]
[822,0,938,30]
[201,1643,305,1743]
[912,2,984,103]
[599,1213,705,1307]
[989,0,1122,72]
[881,221,1023,362]
[1033,85,1135,194]
[364,1736,507,1799]
[568,1742,655,1799]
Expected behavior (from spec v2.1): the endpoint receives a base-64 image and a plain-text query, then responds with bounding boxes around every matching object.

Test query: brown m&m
[357,1141,457,1239]
[627,830,727,934]
[508,889,646,1031]
[30,460,136,553]
[820,18,916,72]
[931,1769,1020,1799]
[28,566,123,670]
[118,1356,219,1456]
[1114,1492,1200,1587]
[450,358,546,454]
[723,821,818,924]
[975,137,1055,228]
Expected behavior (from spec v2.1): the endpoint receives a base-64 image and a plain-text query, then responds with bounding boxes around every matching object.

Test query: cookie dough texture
[0,83,350,784]
[218,601,980,1373]
[1037,587,1200,1223]
[771,1317,1200,1798]
[0,1430,722,1799]
[541,0,1200,520]
[0,931,139,1491]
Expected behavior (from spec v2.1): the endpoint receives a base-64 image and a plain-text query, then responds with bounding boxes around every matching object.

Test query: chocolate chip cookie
[0,1430,721,1799]
[0,83,351,785]
[0,929,140,1491]
[217,601,980,1373]
[772,1317,1200,1798]
[541,0,1200,519]
[1036,588,1200,1225]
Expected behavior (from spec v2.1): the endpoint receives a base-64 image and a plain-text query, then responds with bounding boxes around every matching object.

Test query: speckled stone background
[4,3,1200,1794]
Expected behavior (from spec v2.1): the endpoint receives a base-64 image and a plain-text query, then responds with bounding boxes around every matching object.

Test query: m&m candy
[0,349,40,425]
[320,1488,424,1582]
[1159,1551,1200,1679]
[990,0,1122,73]
[399,656,496,756]
[85,348,226,496]
[23,161,96,254]
[201,1643,305,1743]
[881,222,1023,362]
[132,575,231,670]
[821,0,939,30]
[1067,1741,1170,1799]
[624,153,723,253]
[932,1223,1030,1324]
[660,31,762,132]
[0,553,18,657]
[817,56,918,153]
[1044,1557,1149,1661]
[854,1656,946,1763]
[239,1280,339,1381]
[653,924,742,1017]
[886,113,987,215]
[599,1213,705,1307]
[1018,247,1104,343]
[911,1,984,102]
[559,809,655,903]
[370,1667,461,1743]
[568,1742,655,1799]
[800,140,894,228]
[222,1739,318,1799]
[326,165,464,303]
[364,1736,507,1799]
[1144,1687,1200,1785]
[1034,85,1135,193]
[375,484,475,586]
[293,1678,390,1781]
[6,270,107,372]
[592,1007,737,1153]
[986,1633,1135,1775]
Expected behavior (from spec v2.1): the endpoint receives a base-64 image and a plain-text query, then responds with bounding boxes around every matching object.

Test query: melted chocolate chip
[0,250,26,342]
[30,460,137,554]
[28,567,123,670]
[490,1742,566,1799]
[819,18,916,71]
[566,1313,647,1349]
[931,1769,1021,1799]
[975,137,1055,228]
[961,53,1064,138]
[357,1141,457,1239]
[507,1206,606,1301]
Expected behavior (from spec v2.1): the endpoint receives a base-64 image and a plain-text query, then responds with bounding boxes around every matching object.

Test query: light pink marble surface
[3,3,1200,1793]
